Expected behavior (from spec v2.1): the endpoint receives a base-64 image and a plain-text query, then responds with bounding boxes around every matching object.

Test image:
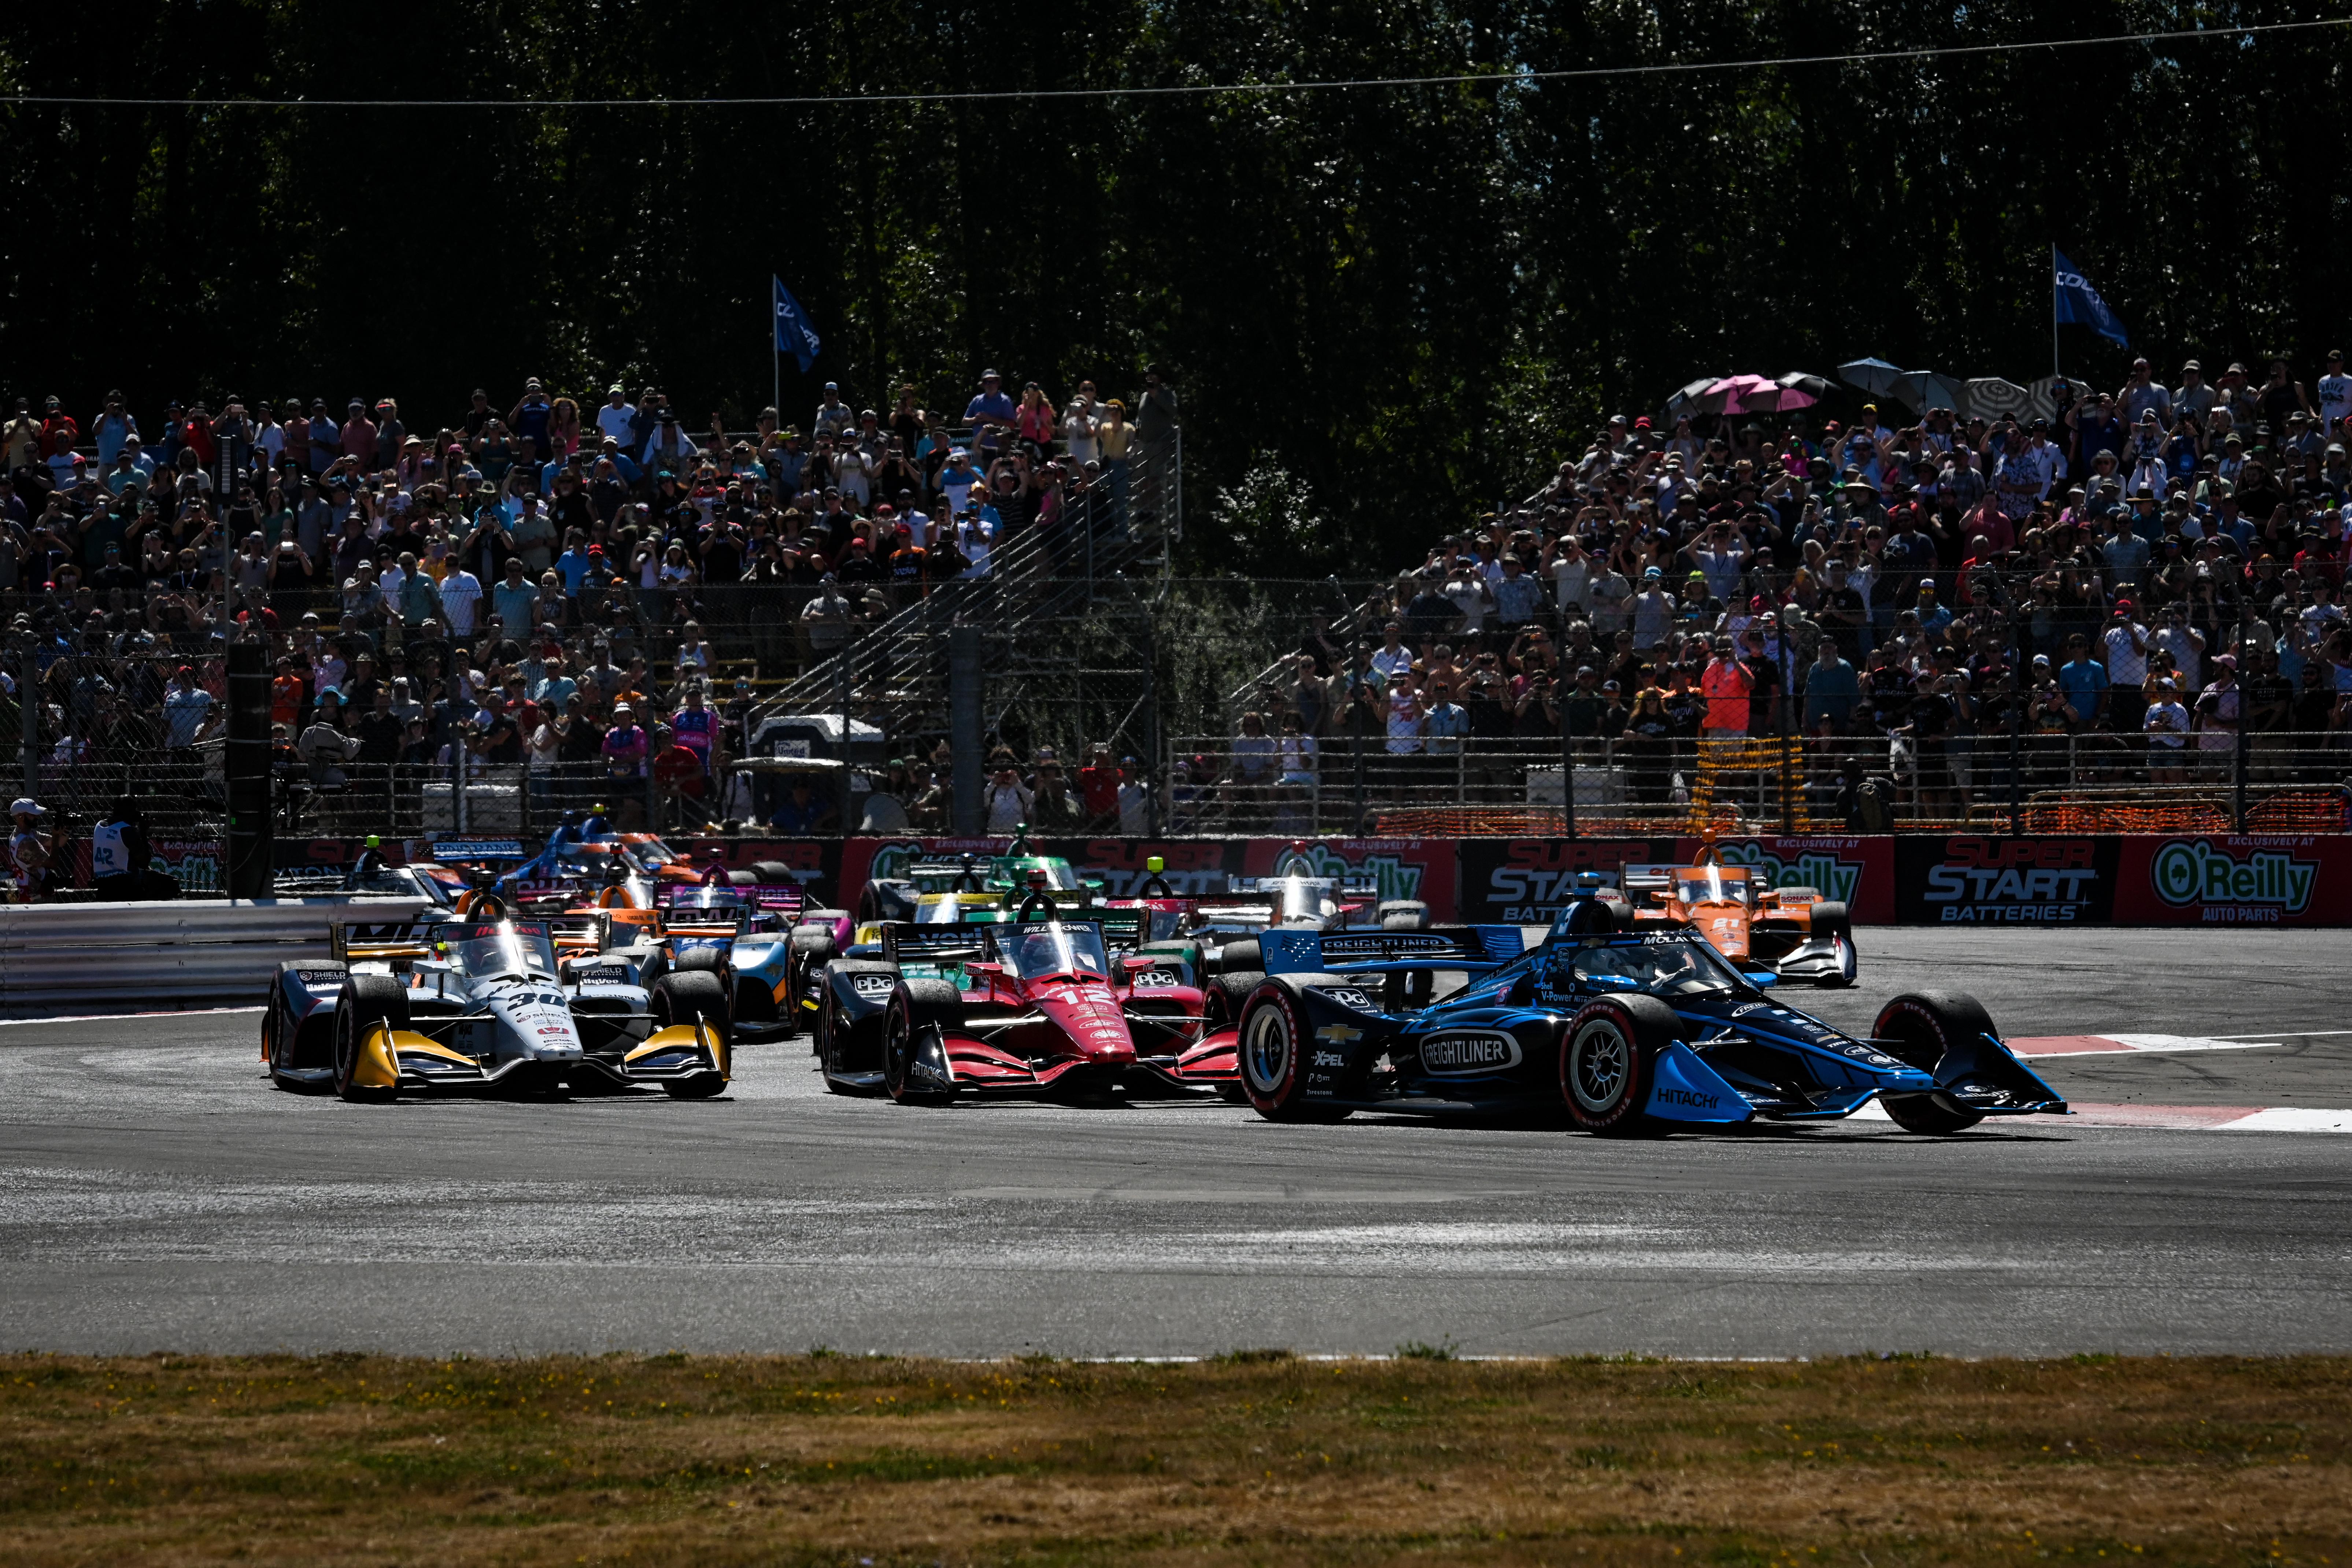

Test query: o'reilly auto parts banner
[1238,838,1458,922]
[2114,835,2352,926]
[1893,837,2119,924]
[1687,837,1893,925]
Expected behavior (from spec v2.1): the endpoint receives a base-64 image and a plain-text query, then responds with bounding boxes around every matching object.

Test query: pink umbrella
[1708,374,1817,414]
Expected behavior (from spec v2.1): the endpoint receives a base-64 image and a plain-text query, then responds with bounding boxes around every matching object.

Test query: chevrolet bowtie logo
[1316,1024,1363,1044]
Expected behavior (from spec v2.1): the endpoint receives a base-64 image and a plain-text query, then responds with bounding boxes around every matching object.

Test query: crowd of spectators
[1231,352,2352,816]
[0,366,1183,870]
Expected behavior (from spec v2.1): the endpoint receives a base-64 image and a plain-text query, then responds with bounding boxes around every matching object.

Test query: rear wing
[1084,909,1146,953]
[655,881,806,916]
[425,838,532,866]
[880,921,989,965]
[330,913,467,960]
[1232,873,1380,897]
[1257,925,1527,977]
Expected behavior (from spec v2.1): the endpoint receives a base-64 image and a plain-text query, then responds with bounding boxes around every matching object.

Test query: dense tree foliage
[2,1,2344,572]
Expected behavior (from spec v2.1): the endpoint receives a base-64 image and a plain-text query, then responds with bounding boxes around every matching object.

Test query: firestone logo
[2151,840,2315,914]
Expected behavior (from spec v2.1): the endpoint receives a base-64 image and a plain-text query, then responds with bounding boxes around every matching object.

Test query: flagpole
[2050,243,2061,381]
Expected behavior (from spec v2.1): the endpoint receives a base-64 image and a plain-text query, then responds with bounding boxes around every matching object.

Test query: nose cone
[1039,984,1136,1063]
[1695,903,1750,957]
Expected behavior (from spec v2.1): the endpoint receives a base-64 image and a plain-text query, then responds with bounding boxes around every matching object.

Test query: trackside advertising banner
[1451,837,1893,924]
[1456,838,1671,924]
[1893,836,2118,924]
[2114,835,2352,926]
[833,838,1254,906]
[1236,838,1457,921]
[251,834,2352,926]
[1685,837,1893,924]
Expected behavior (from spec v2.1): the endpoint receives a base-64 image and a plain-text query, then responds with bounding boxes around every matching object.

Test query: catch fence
[1165,731,2352,838]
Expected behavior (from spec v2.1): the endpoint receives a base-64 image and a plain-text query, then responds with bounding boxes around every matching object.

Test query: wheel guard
[1643,1042,1753,1124]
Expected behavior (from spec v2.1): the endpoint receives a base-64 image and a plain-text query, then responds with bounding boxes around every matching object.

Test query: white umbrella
[1965,377,2036,422]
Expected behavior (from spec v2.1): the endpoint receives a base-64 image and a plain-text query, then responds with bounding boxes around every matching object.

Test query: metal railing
[1165,730,2352,836]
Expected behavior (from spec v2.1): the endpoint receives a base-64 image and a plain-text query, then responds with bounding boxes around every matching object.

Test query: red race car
[818,913,1240,1104]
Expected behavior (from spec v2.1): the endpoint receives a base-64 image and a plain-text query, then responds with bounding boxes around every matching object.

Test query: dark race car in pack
[1225,900,2064,1135]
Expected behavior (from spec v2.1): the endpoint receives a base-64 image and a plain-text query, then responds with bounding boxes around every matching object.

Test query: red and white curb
[1848,1031,2350,1131]
[2008,1033,2285,1057]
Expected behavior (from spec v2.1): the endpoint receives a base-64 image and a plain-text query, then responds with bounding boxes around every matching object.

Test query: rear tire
[332,974,409,1103]
[750,860,796,883]
[1202,971,1264,1029]
[784,923,838,1042]
[651,971,730,1098]
[1377,900,1430,931]
[1560,994,1678,1135]
[884,978,964,1105]
[1235,982,1352,1123]
[669,944,728,975]
[1213,938,1262,977]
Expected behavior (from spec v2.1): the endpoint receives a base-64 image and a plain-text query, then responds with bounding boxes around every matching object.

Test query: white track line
[1849,1100,2350,1132]
[0,1006,263,1027]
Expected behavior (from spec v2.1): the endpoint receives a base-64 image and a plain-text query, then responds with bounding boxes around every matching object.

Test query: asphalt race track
[1,928,2346,1360]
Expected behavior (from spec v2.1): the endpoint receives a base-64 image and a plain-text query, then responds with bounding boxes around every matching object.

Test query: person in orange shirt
[270,657,308,731]
[1699,635,1753,745]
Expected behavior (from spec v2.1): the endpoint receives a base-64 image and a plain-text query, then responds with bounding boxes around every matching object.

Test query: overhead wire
[0,15,2344,110]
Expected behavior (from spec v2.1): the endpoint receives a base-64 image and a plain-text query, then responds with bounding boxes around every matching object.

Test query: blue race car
[1229,901,2066,1135]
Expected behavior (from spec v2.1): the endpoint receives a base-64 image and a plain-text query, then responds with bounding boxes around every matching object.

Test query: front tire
[1236,983,1352,1123]
[332,974,409,1103]
[884,978,963,1105]
[1560,994,1677,1135]
[651,971,730,1098]
[1871,990,1996,1134]
[1878,1092,1985,1134]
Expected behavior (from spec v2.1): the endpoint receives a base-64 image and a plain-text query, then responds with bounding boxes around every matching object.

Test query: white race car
[262,907,729,1102]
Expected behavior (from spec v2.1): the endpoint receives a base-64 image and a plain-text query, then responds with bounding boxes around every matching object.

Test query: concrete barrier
[0,897,430,1015]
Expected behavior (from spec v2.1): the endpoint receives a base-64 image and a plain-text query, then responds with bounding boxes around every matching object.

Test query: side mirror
[1743,970,1779,989]
[965,961,1005,979]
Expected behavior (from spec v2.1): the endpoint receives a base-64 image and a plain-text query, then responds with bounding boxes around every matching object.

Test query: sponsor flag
[772,276,821,372]
[2052,246,2129,348]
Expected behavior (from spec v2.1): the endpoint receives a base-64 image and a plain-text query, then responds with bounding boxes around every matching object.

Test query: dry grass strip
[0,1351,2344,1566]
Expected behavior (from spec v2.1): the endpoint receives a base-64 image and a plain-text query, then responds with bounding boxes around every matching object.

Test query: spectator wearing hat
[602,703,649,780]
[2144,676,2192,782]
[9,798,55,899]
[297,687,362,792]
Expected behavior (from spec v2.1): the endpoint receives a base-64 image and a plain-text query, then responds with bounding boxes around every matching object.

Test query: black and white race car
[260,907,729,1102]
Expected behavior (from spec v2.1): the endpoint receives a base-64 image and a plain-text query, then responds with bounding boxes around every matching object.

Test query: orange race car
[1622,848,1856,987]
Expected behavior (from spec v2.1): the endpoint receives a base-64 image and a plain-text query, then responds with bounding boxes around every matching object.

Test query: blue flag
[772,276,821,372]
[2052,246,2129,348]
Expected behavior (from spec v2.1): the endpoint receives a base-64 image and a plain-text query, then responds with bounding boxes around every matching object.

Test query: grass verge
[0,1352,2344,1565]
